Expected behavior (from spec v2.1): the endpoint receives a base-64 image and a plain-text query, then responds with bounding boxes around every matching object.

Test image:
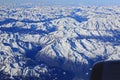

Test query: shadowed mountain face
[0,6,120,80]
[0,18,18,26]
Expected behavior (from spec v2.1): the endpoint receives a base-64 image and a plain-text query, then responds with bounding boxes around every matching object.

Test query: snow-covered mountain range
[0,6,120,80]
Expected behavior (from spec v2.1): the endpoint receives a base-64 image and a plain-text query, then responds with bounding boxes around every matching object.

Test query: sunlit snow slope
[0,6,120,80]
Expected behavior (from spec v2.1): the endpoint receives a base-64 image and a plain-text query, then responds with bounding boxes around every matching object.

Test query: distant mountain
[0,6,120,80]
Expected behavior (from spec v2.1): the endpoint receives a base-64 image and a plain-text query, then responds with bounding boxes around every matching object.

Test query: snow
[0,6,120,80]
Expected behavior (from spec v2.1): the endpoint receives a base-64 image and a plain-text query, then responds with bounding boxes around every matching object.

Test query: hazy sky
[0,0,120,7]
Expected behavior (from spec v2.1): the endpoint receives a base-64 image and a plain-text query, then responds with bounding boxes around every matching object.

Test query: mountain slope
[0,6,120,80]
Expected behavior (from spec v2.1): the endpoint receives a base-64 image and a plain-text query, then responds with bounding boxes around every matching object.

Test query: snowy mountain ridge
[0,6,120,80]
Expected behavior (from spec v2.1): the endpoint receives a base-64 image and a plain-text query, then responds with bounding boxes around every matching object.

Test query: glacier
[0,6,120,80]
